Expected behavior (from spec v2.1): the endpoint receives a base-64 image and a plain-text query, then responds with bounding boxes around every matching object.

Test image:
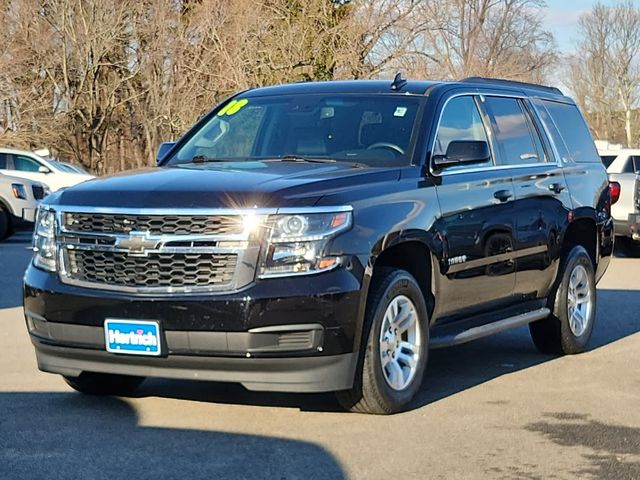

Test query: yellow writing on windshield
[217,100,236,116]
[225,99,249,115]
[217,98,249,117]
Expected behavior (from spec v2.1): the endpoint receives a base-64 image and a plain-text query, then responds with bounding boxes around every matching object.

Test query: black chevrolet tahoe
[24,77,614,414]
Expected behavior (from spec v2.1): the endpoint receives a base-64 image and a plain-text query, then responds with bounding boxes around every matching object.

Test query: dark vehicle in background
[24,77,613,414]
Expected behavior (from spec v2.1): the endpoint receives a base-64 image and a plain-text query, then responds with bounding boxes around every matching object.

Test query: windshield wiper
[189,155,229,163]
[279,155,337,164]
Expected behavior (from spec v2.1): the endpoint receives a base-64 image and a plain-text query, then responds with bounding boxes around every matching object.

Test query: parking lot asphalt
[0,229,639,479]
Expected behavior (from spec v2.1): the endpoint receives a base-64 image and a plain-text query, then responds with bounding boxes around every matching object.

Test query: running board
[430,308,550,349]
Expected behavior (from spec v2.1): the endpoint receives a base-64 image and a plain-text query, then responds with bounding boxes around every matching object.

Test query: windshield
[166,94,422,167]
[47,159,88,174]
[48,160,71,172]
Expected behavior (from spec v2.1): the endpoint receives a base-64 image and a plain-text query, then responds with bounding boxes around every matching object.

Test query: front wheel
[0,208,10,240]
[63,372,145,396]
[529,245,596,355]
[337,268,429,414]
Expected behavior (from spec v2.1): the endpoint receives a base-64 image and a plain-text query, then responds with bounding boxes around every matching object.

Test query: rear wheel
[529,245,596,355]
[0,208,10,240]
[616,236,640,257]
[63,372,145,396]
[337,268,429,414]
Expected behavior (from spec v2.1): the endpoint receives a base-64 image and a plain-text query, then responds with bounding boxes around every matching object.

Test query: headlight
[11,184,27,199]
[32,208,57,272]
[259,210,352,278]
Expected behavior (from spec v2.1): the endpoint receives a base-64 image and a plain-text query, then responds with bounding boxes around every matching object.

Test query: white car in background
[597,145,640,256]
[0,147,93,192]
[0,172,48,240]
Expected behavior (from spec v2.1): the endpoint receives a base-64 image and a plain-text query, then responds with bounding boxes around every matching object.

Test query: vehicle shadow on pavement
[414,287,640,408]
[135,378,345,413]
[5,282,637,416]
[0,392,346,480]
[135,288,640,414]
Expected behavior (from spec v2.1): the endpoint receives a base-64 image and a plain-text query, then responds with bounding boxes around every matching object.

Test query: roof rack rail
[460,77,563,95]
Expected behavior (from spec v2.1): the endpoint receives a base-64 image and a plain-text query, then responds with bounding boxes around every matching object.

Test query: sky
[543,0,623,53]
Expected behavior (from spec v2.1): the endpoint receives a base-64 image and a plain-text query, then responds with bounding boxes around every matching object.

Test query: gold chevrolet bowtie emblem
[115,231,160,256]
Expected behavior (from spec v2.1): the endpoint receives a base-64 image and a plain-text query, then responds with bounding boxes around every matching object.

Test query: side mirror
[433,140,491,169]
[38,166,51,174]
[156,142,176,164]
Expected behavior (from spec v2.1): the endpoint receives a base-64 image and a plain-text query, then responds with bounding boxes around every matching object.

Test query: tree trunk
[625,108,632,147]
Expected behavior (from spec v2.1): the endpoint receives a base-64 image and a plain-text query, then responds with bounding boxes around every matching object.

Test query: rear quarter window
[599,155,617,168]
[622,156,640,173]
[539,100,600,163]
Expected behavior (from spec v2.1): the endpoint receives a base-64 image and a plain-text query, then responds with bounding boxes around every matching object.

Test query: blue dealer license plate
[104,319,161,356]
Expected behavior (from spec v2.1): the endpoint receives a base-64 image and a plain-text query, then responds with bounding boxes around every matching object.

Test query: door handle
[493,189,513,202]
[548,183,565,194]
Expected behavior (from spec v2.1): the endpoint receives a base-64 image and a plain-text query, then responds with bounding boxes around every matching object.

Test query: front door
[432,95,517,318]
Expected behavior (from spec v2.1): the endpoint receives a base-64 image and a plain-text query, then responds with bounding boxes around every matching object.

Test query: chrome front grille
[66,250,237,289]
[56,208,263,294]
[32,185,46,200]
[63,212,243,235]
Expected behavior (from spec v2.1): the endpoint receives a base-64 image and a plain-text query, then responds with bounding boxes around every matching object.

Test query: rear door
[481,95,572,298]
[432,94,517,318]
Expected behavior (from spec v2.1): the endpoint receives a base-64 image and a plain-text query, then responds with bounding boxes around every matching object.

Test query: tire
[0,208,10,240]
[337,268,429,414]
[63,372,145,396]
[615,236,640,258]
[529,246,596,355]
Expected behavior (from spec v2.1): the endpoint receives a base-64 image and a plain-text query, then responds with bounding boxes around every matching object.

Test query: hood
[48,161,401,209]
[0,172,46,188]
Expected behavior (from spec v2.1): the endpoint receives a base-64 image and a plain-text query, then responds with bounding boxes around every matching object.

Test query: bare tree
[609,1,640,147]
[409,0,556,81]
[0,0,559,174]
[567,2,640,146]
[567,4,618,141]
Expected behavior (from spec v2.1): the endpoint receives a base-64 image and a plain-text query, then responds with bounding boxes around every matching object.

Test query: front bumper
[625,214,640,241]
[24,262,364,392]
[21,207,36,222]
[31,342,357,392]
[613,215,640,240]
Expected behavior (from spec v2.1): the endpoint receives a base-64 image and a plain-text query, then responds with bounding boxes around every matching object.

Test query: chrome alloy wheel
[379,295,422,391]
[567,264,593,337]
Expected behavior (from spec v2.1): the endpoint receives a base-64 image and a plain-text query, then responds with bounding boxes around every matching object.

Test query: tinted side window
[434,95,492,169]
[541,101,599,163]
[0,154,7,169]
[532,99,572,163]
[483,97,541,166]
[600,155,617,168]
[622,157,635,173]
[13,155,42,172]
[630,156,640,173]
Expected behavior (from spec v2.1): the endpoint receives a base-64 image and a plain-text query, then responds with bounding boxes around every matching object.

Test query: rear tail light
[609,181,621,205]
